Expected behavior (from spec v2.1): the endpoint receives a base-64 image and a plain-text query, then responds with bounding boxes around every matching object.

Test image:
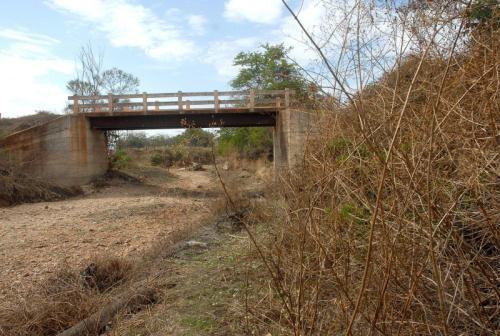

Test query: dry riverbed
[0,167,218,295]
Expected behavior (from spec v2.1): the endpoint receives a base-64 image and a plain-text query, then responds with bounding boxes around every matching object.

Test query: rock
[185,240,208,248]
[222,162,229,170]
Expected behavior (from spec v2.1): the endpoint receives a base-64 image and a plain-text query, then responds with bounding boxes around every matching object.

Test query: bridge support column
[0,115,108,186]
[273,108,315,174]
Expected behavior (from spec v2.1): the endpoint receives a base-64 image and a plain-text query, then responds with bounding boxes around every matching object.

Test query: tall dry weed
[246,1,499,335]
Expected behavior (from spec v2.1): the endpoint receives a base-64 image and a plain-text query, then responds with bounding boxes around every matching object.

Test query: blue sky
[0,0,323,118]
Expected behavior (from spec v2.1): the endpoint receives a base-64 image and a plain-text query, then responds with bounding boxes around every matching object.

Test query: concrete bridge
[0,89,312,186]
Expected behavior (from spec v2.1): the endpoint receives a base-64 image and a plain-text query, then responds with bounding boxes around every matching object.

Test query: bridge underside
[0,108,312,187]
[87,110,277,130]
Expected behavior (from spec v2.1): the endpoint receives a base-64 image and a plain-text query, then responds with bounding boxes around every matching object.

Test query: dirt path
[0,167,218,295]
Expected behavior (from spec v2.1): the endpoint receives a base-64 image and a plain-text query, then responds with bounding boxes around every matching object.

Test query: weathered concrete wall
[274,108,315,173]
[0,110,310,185]
[0,115,108,186]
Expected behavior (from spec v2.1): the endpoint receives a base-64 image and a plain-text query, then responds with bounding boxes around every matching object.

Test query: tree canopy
[231,43,308,96]
[219,44,308,159]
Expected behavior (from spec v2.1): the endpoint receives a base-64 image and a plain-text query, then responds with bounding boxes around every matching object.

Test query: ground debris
[188,163,205,171]
[185,240,208,248]
[0,162,82,206]
[56,287,157,336]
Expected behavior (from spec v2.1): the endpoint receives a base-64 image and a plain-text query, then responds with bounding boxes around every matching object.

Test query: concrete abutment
[0,115,108,187]
[274,108,315,173]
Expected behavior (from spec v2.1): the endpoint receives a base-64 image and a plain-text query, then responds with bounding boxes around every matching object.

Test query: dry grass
[0,162,82,206]
[0,112,59,137]
[0,256,132,336]
[239,5,499,335]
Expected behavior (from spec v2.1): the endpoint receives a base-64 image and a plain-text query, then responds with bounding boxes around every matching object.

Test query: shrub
[150,152,163,166]
[187,147,213,164]
[110,149,131,169]
[217,127,273,160]
[149,146,212,168]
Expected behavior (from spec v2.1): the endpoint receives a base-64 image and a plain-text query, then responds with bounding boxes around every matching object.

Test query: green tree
[231,43,308,95]
[467,0,499,30]
[219,44,308,159]
[117,132,148,148]
[174,128,214,147]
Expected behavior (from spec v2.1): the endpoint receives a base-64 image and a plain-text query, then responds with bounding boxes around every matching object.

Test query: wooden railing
[68,89,293,114]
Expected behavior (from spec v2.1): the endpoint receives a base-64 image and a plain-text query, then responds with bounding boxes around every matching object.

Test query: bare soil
[0,167,218,296]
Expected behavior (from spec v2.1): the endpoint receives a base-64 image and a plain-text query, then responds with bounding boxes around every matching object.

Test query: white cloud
[205,1,323,81]
[0,29,60,46]
[224,0,283,24]
[204,37,259,78]
[0,29,73,118]
[188,15,207,36]
[208,1,321,79]
[46,0,196,61]
[165,7,182,17]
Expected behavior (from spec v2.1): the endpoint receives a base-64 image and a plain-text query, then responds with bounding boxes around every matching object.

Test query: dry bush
[0,256,132,336]
[244,2,499,335]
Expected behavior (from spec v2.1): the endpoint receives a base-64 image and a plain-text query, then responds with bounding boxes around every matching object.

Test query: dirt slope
[0,111,60,137]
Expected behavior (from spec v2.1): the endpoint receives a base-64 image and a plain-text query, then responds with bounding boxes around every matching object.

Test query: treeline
[116,128,214,149]
[116,127,273,163]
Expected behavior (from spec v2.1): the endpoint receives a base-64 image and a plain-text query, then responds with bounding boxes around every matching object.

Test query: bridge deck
[69,89,292,115]
[69,90,292,130]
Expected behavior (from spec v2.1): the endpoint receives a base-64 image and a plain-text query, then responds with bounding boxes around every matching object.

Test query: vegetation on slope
[0,162,82,206]
[235,1,499,335]
[0,111,60,138]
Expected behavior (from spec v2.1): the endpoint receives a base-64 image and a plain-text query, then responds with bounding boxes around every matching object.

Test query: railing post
[285,88,290,108]
[214,90,219,112]
[155,100,159,111]
[276,96,282,108]
[143,92,147,114]
[186,99,191,110]
[73,95,79,114]
[178,91,183,112]
[108,93,113,115]
[249,89,255,112]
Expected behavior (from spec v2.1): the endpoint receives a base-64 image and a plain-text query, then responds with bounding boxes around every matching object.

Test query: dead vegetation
[0,157,268,335]
[1,1,497,335]
[90,169,144,189]
[0,256,133,336]
[0,162,82,206]
[0,112,60,138]
[235,1,499,335]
